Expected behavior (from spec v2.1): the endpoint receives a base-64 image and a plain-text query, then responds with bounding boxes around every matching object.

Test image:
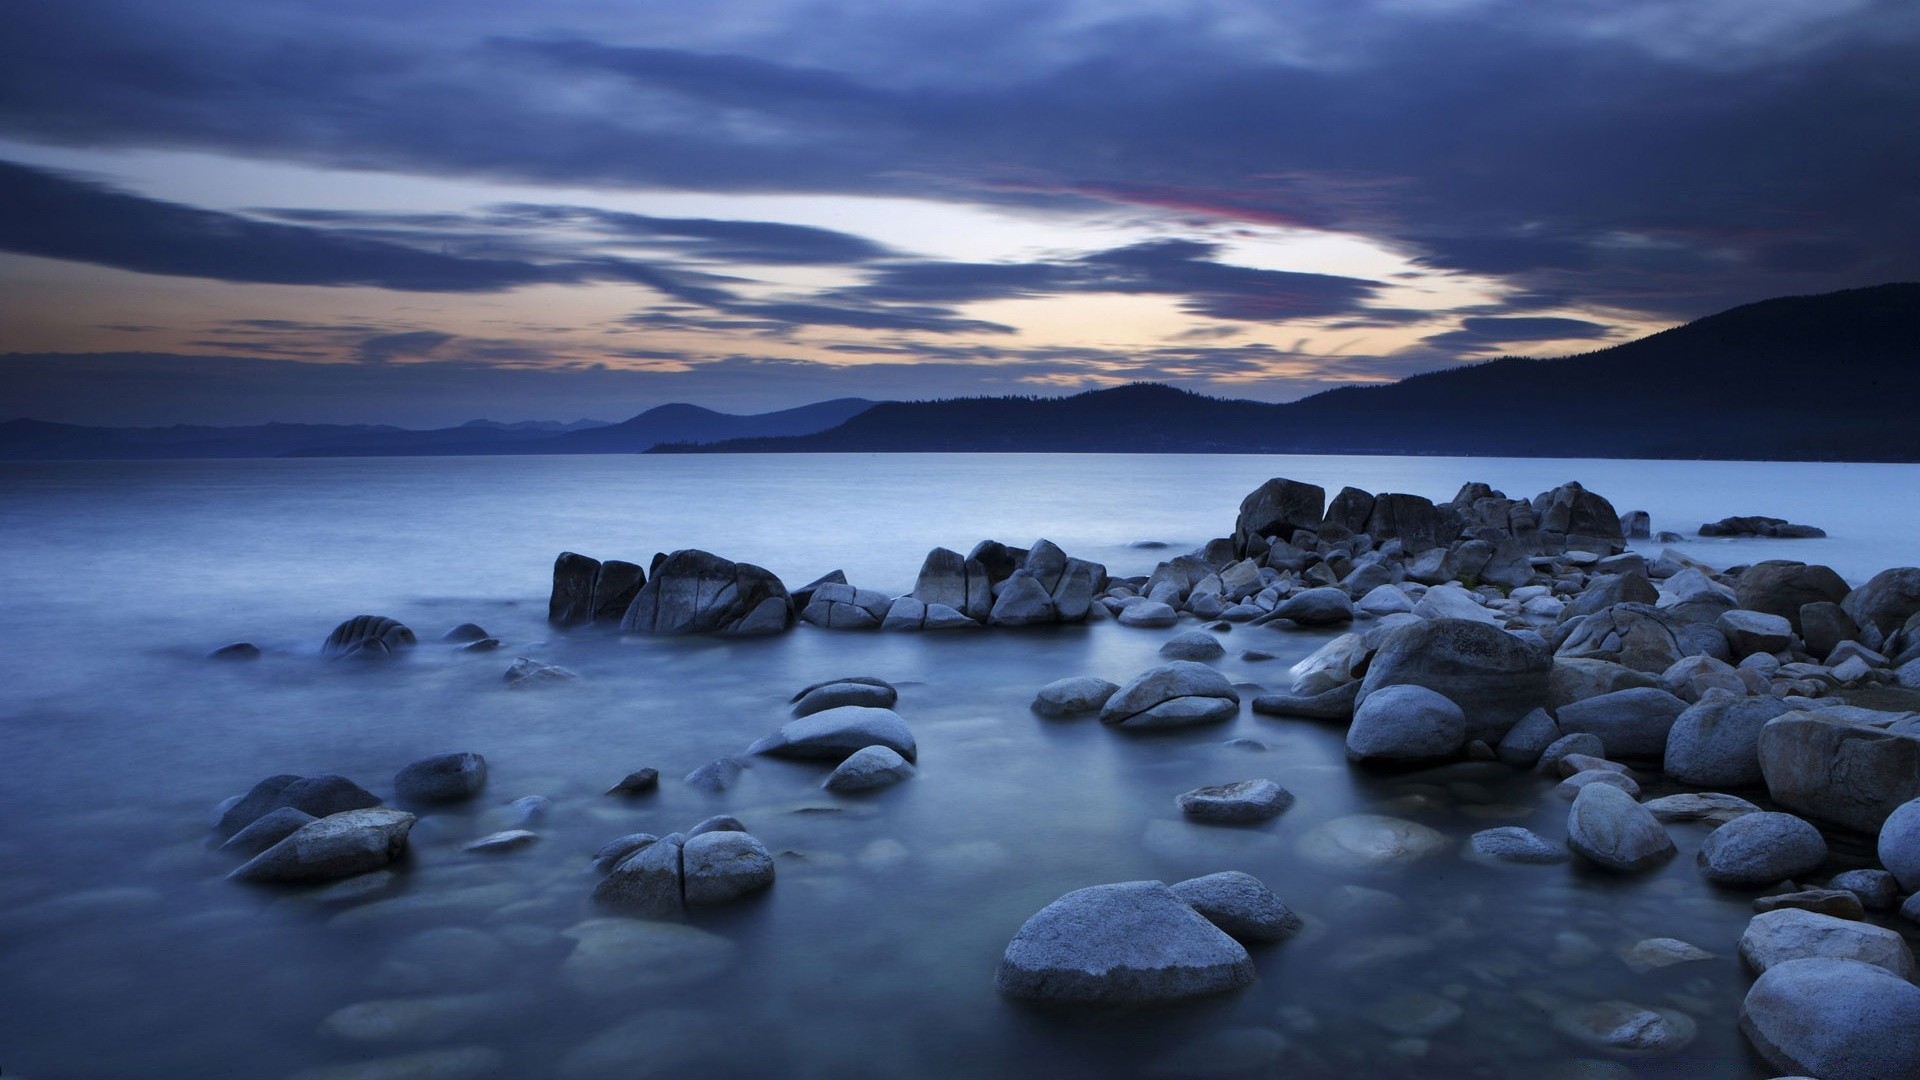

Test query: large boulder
[1365,493,1451,554]
[1739,909,1916,978]
[1553,687,1689,760]
[230,808,416,883]
[1535,482,1624,552]
[1345,685,1466,764]
[1758,708,1920,832]
[1357,618,1552,744]
[911,547,992,623]
[1878,797,1920,892]
[1698,812,1828,886]
[996,881,1255,1003]
[1560,571,1660,624]
[1269,587,1353,626]
[748,706,917,762]
[591,835,684,917]
[1322,486,1376,536]
[549,552,600,627]
[1845,567,1920,637]
[322,615,416,660]
[1663,695,1794,787]
[620,550,792,636]
[800,583,890,629]
[1566,783,1675,872]
[1735,560,1851,632]
[1740,957,1920,1080]
[1100,662,1241,730]
[1717,609,1793,657]
[1233,479,1326,556]
[1548,657,1660,708]
[213,773,382,838]
[989,571,1057,626]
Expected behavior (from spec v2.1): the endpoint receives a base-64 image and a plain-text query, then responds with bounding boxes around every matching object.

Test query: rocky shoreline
[207,476,1920,1079]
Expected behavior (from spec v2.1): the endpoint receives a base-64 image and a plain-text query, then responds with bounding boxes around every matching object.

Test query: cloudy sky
[2,0,1915,425]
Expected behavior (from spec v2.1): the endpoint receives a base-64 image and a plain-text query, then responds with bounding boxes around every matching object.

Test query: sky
[1,0,1916,426]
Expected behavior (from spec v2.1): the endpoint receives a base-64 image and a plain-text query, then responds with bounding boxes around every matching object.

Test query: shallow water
[1,454,1916,1079]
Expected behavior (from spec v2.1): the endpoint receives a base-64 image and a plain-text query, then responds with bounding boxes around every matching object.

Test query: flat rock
[1297,814,1448,870]
[995,880,1255,1003]
[1100,662,1240,730]
[1620,938,1715,973]
[1175,779,1294,824]
[1552,1000,1697,1056]
[1469,826,1568,864]
[1754,888,1867,920]
[559,918,735,994]
[1642,791,1762,824]
[1738,908,1916,977]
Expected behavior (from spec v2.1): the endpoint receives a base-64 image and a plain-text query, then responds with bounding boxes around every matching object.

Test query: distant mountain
[662,284,1920,461]
[0,400,874,459]
[537,398,875,454]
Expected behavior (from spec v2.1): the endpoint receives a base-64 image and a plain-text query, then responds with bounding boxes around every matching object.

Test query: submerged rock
[995,880,1255,1003]
[1551,1000,1696,1056]
[1468,826,1569,865]
[284,1047,507,1080]
[605,768,659,797]
[207,642,260,660]
[503,656,576,688]
[683,757,745,793]
[559,918,735,995]
[1297,814,1448,870]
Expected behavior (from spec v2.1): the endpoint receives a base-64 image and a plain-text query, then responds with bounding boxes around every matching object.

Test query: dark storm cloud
[6,1,1914,320]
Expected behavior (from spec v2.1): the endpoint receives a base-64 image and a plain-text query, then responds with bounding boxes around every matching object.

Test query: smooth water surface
[1,454,1916,1080]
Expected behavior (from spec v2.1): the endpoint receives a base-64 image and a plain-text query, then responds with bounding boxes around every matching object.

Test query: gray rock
[1160,630,1226,661]
[619,550,792,637]
[1557,769,1639,799]
[208,641,260,660]
[1555,603,1720,674]
[682,757,744,793]
[1117,600,1179,628]
[1843,567,1920,637]
[1663,695,1794,787]
[1739,908,1916,977]
[1345,684,1466,764]
[1554,687,1689,760]
[1100,662,1241,730]
[1234,478,1326,555]
[995,881,1255,1003]
[1740,957,1920,1080]
[912,547,991,623]
[1495,707,1561,768]
[1878,796,1920,892]
[1829,868,1901,911]
[606,768,658,796]
[1469,826,1569,864]
[1643,791,1762,824]
[1718,609,1794,657]
[1758,709,1920,832]
[219,806,316,857]
[591,834,683,917]
[1566,783,1675,873]
[823,745,914,792]
[550,552,601,626]
[1802,600,1862,659]
[681,831,775,906]
[791,679,897,717]
[1620,937,1715,973]
[990,570,1058,626]
[230,808,417,883]
[559,918,735,995]
[1536,732,1606,775]
[1357,617,1552,743]
[589,833,657,873]
[1754,888,1867,919]
[1031,676,1120,718]
[1698,812,1828,886]
[1735,560,1851,632]
[394,753,488,804]
[1548,657,1661,709]
[881,595,928,631]
[748,706,916,762]
[323,615,417,661]
[1175,779,1294,823]
[686,815,744,837]
[1167,872,1301,942]
[1271,587,1353,626]
[214,773,382,838]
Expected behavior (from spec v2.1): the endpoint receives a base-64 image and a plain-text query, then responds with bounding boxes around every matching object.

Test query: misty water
[3,453,1918,1080]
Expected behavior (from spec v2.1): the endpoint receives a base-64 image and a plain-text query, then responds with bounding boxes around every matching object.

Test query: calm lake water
[1,453,1917,1080]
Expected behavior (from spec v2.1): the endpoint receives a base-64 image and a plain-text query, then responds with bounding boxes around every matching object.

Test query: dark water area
[3,454,1915,1079]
